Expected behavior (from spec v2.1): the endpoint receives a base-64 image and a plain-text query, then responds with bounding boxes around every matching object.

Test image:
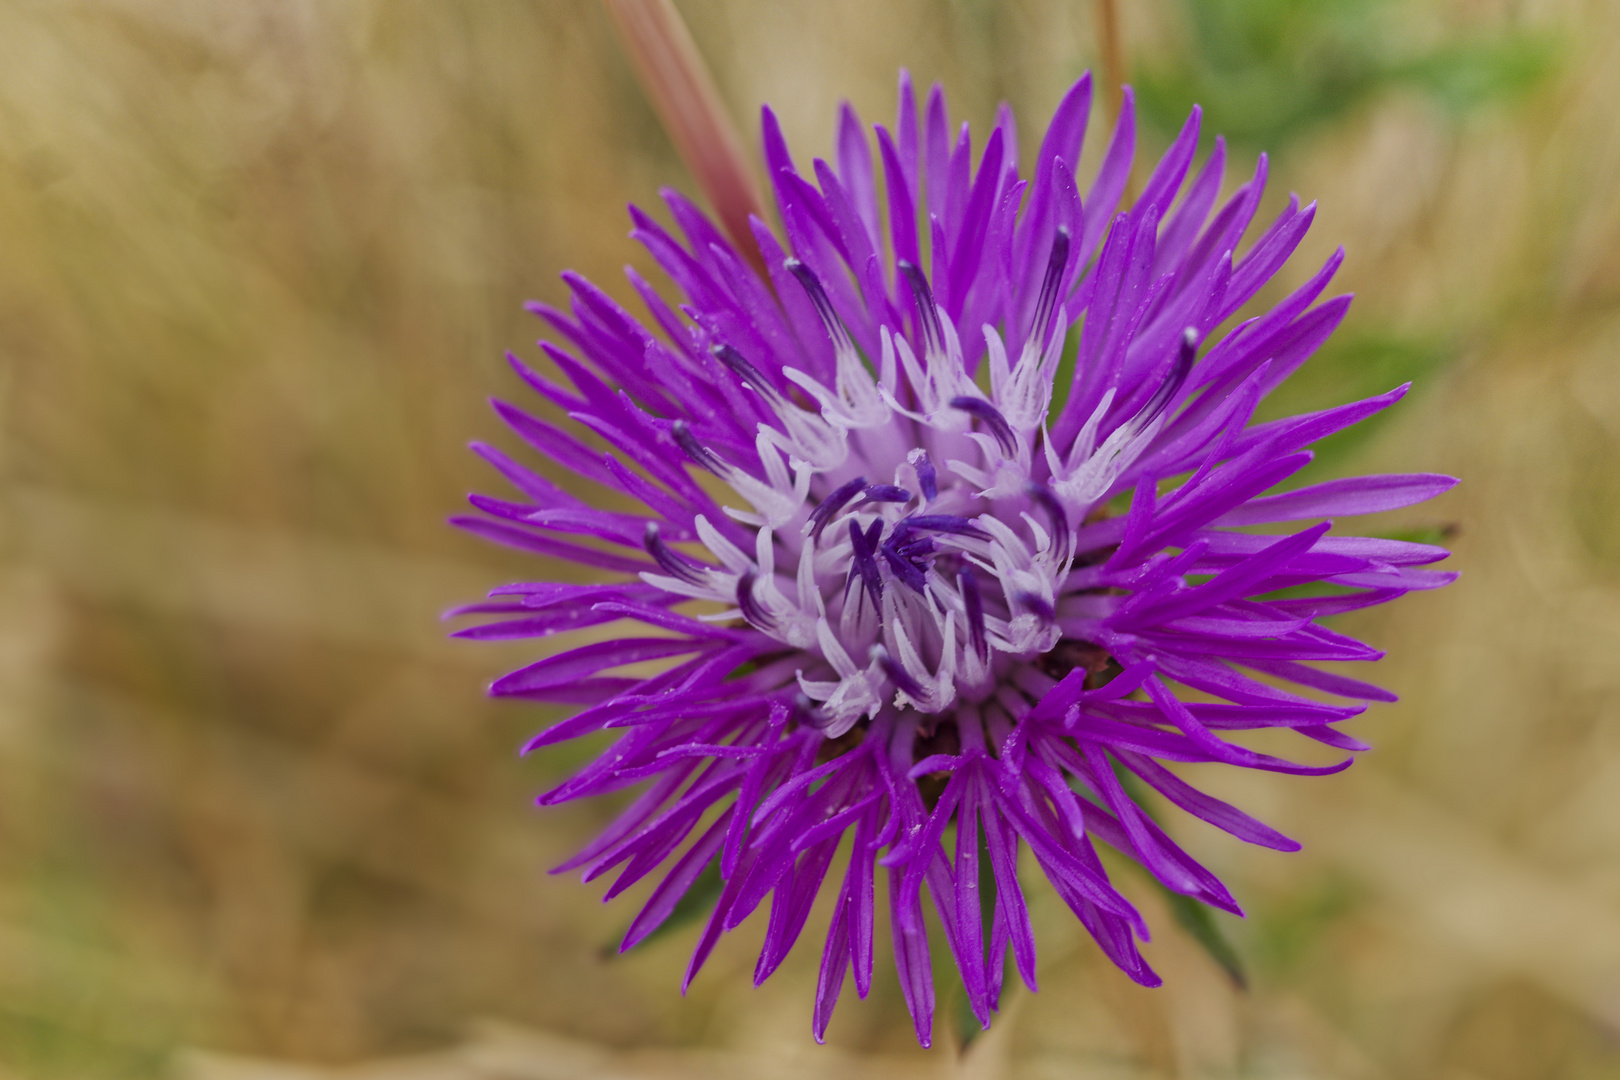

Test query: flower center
[637,238,1199,742]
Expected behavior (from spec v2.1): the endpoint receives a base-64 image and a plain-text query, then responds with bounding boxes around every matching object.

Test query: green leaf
[952,984,985,1052]
[1135,0,1558,150]
[1164,890,1249,990]
[1395,34,1562,115]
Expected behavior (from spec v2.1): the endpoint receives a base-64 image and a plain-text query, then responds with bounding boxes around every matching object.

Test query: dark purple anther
[910,450,937,501]
[881,530,934,593]
[792,691,833,732]
[950,397,1019,456]
[881,550,927,592]
[670,420,725,474]
[807,475,867,541]
[1025,481,1072,566]
[870,644,925,699]
[736,570,776,631]
[897,260,945,356]
[785,258,857,353]
[959,565,988,660]
[858,483,912,505]
[906,514,991,541]
[847,518,885,605]
[644,522,707,584]
[1029,226,1072,351]
[1137,327,1200,429]
[1016,591,1056,622]
[711,343,784,405]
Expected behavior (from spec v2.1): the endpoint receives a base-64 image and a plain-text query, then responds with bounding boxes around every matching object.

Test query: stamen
[847,518,885,604]
[881,530,934,593]
[644,522,707,584]
[1029,226,1072,351]
[908,448,937,501]
[784,258,857,354]
[857,483,912,505]
[1016,591,1056,622]
[949,397,1019,455]
[792,691,833,732]
[670,420,725,474]
[897,260,945,357]
[711,342,783,405]
[1136,326,1200,429]
[904,514,991,541]
[871,643,925,699]
[807,475,867,540]
[736,570,776,630]
[1025,481,1072,566]
[959,565,988,659]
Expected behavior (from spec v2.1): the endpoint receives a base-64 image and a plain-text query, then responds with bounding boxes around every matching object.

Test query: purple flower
[453,72,1455,1045]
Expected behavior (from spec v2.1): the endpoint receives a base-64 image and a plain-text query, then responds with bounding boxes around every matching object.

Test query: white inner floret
[641,248,1188,738]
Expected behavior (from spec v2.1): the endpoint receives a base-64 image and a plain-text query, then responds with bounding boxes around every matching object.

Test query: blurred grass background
[1,1,1618,1077]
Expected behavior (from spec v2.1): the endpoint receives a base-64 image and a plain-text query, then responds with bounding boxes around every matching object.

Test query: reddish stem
[603,0,768,278]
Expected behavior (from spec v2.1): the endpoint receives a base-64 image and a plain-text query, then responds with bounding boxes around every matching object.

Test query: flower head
[454,72,1455,1044]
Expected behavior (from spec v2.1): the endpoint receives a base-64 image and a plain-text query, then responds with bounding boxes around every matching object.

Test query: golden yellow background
[1,2,1617,1077]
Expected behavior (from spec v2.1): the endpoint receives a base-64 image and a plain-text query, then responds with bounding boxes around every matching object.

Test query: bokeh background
[1,1,1618,1077]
